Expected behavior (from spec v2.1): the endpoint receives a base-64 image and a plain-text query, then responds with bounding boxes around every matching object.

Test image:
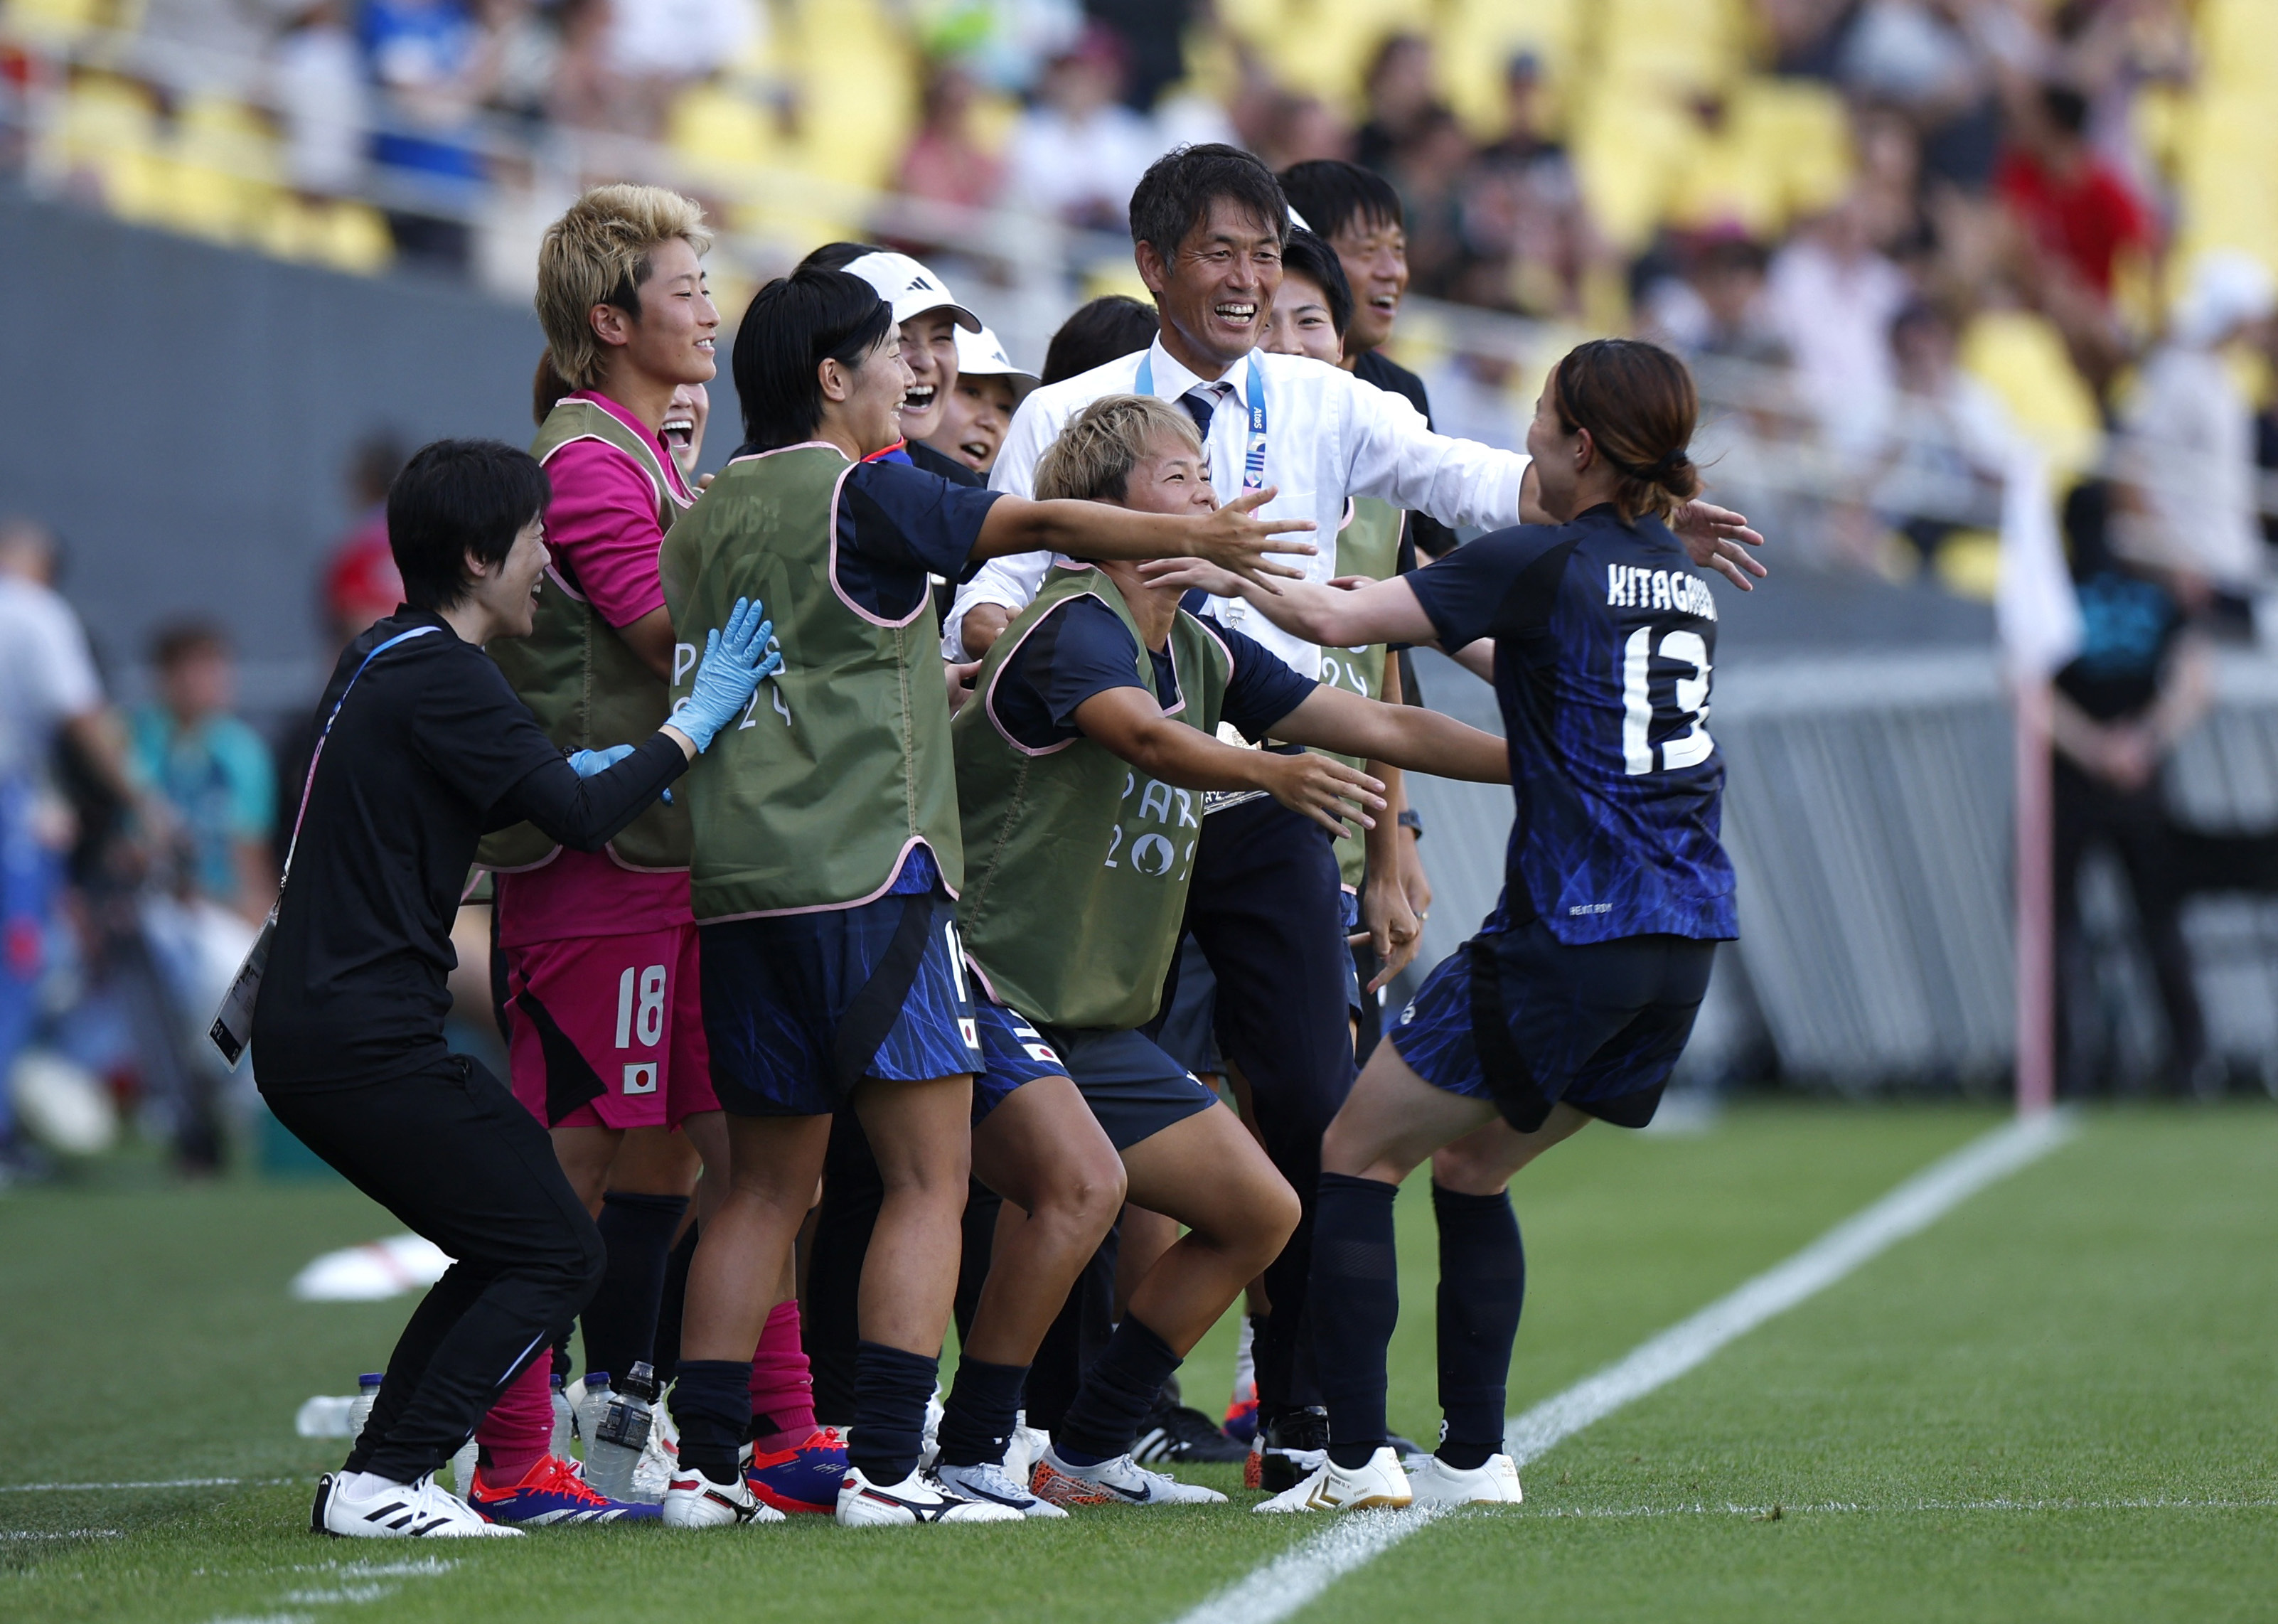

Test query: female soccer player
[944,395,1512,1511]
[654,267,1315,1529]
[1148,338,1747,1513]
[255,439,776,1539]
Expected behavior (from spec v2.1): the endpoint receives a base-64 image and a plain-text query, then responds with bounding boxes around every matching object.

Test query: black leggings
[264,1054,605,1483]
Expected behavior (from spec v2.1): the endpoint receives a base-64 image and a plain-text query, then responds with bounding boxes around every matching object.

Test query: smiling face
[1138,197,1286,373]
[1329,215,1408,353]
[897,309,962,442]
[1118,428,1216,518]
[934,373,1020,472]
[661,380,707,474]
[1264,269,1344,363]
[607,236,719,388]
[470,515,552,641]
[822,326,916,459]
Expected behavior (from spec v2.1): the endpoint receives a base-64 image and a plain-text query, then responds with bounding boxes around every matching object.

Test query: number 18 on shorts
[505,925,718,1131]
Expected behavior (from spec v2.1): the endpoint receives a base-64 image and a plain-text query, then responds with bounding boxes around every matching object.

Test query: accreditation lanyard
[209,621,440,1069]
[1134,350,1269,493]
[277,624,442,887]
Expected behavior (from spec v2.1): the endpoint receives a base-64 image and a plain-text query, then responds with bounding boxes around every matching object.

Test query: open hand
[1671,499,1767,591]
[1261,751,1384,839]
[1191,486,1316,594]
[1135,557,1244,597]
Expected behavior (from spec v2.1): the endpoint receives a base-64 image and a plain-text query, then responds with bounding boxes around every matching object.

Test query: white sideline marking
[0,1478,249,1493]
[1,1529,124,1539]
[1526,1495,2278,1520]
[1167,1111,2076,1624]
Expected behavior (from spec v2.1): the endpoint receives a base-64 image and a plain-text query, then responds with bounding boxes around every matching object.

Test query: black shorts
[1040,1025,1223,1151]
[1388,917,1716,1133]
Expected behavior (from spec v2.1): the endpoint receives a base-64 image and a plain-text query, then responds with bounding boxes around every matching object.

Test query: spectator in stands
[362,0,489,268]
[2050,486,2216,1099]
[1836,0,2009,191]
[1460,52,1598,320]
[1352,33,1438,175]
[136,0,276,95]
[1254,92,1351,173]
[1868,299,2013,564]
[604,0,756,136]
[1766,196,1911,456]
[2114,252,2277,598]
[1996,82,2157,304]
[1386,105,1475,299]
[898,61,1005,213]
[1645,237,1788,367]
[130,623,277,925]
[1001,27,1159,233]
[272,0,370,198]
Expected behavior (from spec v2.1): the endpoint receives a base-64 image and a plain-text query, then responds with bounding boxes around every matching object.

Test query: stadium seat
[1433,0,1581,138]
[1958,308,2102,475]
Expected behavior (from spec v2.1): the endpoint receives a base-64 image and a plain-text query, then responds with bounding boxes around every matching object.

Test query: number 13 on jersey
[1620,626,1713,776]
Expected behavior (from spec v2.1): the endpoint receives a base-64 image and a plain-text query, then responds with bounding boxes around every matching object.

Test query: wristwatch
[1397,808,1424,840]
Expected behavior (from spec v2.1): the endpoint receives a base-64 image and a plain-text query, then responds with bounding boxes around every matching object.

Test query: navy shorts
[1042,1025,1222,1151]
[700,889,985,1118]
[1337,889,1363,1017]
[1151,934,1223,1078]
[970,1000,1067,1126]
[1389,917,1716,1133]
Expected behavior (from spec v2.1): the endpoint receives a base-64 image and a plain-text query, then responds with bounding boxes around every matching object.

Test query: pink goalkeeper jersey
[496,390,695,946]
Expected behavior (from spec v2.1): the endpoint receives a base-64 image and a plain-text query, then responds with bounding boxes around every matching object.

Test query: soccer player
[923,325,1037,474]
[465,185,828,1525]
[653,267,1313,1529]
[951,145,1759,1489]
[255,438,774,1539]
[1153,339,1736,1513]
[943,394,1512,1508]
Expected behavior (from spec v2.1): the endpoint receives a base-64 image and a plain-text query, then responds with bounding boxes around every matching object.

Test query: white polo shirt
[950,336,1532,678]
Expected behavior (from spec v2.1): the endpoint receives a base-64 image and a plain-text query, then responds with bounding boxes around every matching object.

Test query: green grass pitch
[4,1103,2274,1621]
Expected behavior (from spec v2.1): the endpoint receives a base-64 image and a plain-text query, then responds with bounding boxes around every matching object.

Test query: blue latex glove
[567,744,635,778]
[671,597,781,752]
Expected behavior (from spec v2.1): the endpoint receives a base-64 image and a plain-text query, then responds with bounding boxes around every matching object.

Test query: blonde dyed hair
[1034,394,1204,503]
[536,184,713,391]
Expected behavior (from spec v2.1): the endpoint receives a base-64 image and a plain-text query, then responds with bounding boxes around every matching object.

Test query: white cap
[2171,250,2277,348]
[842,250,982,332]
[953,324,1040,400]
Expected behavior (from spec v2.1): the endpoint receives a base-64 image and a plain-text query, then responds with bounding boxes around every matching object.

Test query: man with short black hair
[255,438,776,1539]
[951,142,1761,1489]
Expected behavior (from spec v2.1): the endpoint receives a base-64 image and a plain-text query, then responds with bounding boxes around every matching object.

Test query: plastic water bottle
[585,1362,656,1502]
[348,1373,384,1442]
[449,1436,479,1497]
[575,1372,612,1459]
[550,1374,574,1461]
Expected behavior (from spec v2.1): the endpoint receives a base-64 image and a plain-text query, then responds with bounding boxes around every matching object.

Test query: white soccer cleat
[1405,1452,1523,1506]
[660,1466,787,1528]
[1005,1416,1052,1487]
[1028,1444,1228,1509]
[1252,1447,1413,1515]
[835,1465,1025,1526]
[312,1471,524,1538]
[934,1458,1069,1519]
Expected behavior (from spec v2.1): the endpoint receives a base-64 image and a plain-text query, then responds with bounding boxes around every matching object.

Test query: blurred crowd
[4,0,2278,1159]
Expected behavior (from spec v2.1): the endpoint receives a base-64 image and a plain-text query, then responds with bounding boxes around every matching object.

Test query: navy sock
[1433,1182,1524,1465]
[935,1357,1029,1469]
[847,1341,940,1485]
[1055,1317,1181,1464]
[669,1357,752,1485]
[582,1192,689,1385]
[1312,1172,1400,1465]
[649,1221,697,1391]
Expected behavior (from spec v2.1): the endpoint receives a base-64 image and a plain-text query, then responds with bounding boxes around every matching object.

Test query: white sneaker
[835,1465,1025,1526]
[1029,1444,1227,1509]
[1005,1416,1051,1487]
[660,1466,787,1528]
[1406,1453,1523,1505]
[1253,1447,1413,1515]
[313,1471,524,1538]
[934,1458,1068,1519]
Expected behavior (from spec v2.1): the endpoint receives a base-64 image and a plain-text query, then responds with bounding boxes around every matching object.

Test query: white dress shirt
[949,337,1532,678]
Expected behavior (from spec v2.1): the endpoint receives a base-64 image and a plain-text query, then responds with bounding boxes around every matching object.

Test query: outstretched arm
[1268,684,1508,784]
[1136,560,1437,651]
[1071,685,1387,840]
[973,485,1316,592]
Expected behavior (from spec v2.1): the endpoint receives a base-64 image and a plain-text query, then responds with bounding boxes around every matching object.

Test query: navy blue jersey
[1407,503,1736,945]
[833,457,1001,619]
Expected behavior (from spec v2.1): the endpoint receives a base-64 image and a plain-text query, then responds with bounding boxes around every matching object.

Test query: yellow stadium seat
[1,0,110,46]
[1959,308,2102,474]
[1598,0,1748,96]
[1434,0,1582,141]
[1569,87,1690,254]
[156,94,284,245]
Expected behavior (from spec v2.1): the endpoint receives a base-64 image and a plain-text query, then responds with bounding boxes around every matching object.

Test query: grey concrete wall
[0,188,737,718]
